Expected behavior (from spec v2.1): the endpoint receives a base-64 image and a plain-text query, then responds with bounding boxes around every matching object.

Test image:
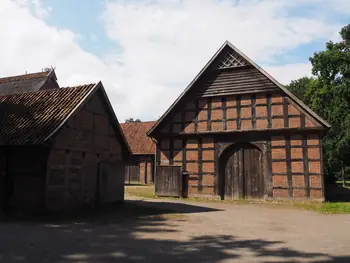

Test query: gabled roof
[0,69,59,96]
[0,82,132,154]
[120,121,156,155]
[148,41,331,136]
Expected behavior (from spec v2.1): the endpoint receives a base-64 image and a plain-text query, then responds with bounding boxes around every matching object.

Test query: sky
[0,0,349,122]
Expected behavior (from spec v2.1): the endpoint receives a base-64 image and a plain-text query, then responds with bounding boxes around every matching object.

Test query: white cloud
[0,0,348,121]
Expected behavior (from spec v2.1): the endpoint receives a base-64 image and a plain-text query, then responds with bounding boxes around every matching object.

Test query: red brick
[273,189,289,198]
[292,176,305,187]
[198,122,207,132]
[186,139,198,149]
[198,110,208,121]
[226,96,237,107]
[241,120,252,130]
[256,106,267,117]
[202,138,214,148]
[307,136,319,146]
[272,118,284,129]
[211,121,224,131]
[241,107,251,118]
[310,189,323,199]
[202,174,215,185]
[288,104,300,115]
[241,95,251,106]
[309,175,322,188]
[211,109,223,120]
[173,151,182,161]
[306,118,316,127]
[256,119,268,129]
[186,162,198,174]
[203,162,215,173]
[272,148,286,159]
[201,186,215,195]
[293,189,306,198]
[308,148,320,159]
[271,105,283,116]
[188,186,199,195]
[271,95,283,104]
[273,175,288,187]
[290,136,302,146]
[211,97,222,108]
[256,95,267,105]
[227,120,237,130]
[160,151,169,164]
[271,137,285,146]
[272,161,287,173]
[202,150,214,161]
[291,162,304,173]
[289,117,301,128]
[187,150,198,161]
[184,123,195,133]
[291,148,303,159]
[309,161,321,174]
[227,108,237,119]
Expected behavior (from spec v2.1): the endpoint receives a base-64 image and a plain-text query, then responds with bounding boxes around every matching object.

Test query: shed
[0,82,130,212]
[148,41,330,201]
[121,121,156,184]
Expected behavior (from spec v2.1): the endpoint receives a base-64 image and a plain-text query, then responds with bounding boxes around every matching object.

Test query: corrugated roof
[0,70,58,96]
[0,84,96,145]
[120,121,156,155]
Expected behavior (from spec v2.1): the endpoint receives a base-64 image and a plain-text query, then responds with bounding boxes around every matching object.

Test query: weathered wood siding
[46,91,125,210]
[155,165,182,197]
[124,155,155,184]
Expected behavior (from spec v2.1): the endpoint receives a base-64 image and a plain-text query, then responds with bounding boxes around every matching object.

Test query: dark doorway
[219,143,264,200]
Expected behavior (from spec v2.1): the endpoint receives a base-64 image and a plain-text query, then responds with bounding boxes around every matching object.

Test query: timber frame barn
[148,41,331,201]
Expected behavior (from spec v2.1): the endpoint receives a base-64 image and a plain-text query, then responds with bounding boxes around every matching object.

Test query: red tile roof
[0,84,96,145]
[120,121,156,155]
[0,71,49,84]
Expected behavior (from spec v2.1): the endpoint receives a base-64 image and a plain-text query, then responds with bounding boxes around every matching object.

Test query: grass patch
[125,185,350,214]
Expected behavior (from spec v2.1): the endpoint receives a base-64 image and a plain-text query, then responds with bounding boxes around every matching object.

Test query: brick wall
[161,93,321,135]
[46,91,125,210]
[271,135,323,200]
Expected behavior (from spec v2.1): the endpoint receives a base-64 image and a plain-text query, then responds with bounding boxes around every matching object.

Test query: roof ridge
[0,71,50,84]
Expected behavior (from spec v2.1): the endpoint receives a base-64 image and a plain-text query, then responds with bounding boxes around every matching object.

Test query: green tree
[287,24,350,184]
[125,118,141,123]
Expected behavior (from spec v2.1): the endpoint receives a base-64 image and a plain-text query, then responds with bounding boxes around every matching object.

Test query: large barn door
[221,143,264,200]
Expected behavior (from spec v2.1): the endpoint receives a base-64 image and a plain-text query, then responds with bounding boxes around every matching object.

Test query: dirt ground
[0,196,349,263]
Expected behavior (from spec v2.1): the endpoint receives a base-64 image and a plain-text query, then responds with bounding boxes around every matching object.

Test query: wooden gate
[220,143,264,199]
[155,165,183,197]
[98,161,125,203]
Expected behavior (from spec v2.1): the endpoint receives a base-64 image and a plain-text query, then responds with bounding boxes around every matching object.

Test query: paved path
[0,196,349,262]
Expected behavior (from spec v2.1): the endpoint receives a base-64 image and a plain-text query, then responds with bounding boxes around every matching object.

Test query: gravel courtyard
[0,196,349,263]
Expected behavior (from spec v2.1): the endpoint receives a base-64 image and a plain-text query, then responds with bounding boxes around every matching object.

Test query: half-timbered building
[148,41,330,201]
[0,82,130,212]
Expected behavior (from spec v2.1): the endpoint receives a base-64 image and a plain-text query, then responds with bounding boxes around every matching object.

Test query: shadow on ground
[0,200,348,263]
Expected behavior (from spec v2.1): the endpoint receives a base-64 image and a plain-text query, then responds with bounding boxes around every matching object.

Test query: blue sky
[0,0,349,121]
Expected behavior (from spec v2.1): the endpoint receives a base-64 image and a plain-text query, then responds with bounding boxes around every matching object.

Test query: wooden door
[223,143,264,199]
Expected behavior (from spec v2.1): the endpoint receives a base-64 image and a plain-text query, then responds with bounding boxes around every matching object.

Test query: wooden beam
[302,136,310,198]
[285,136,293,198]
